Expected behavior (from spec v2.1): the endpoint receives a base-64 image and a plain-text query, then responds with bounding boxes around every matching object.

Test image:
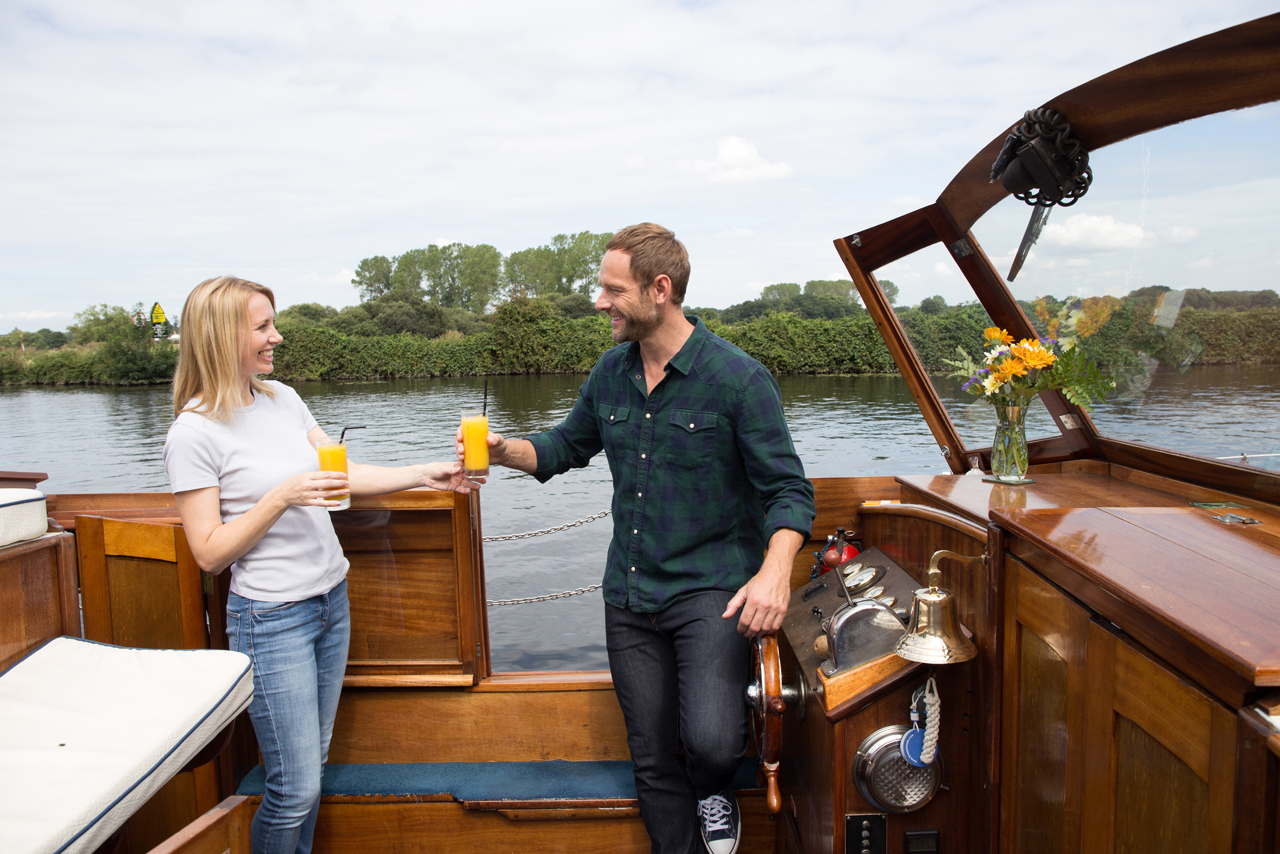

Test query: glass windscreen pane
[874,243,1061,454]
[969,103,1280,470]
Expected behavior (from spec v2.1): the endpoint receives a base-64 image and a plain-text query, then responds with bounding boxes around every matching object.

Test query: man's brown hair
[605,223,691,305]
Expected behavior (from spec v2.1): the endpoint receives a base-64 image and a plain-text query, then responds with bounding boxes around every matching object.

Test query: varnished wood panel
[1113,716,1209,854]
[104,517,177,561]
[1234,708,1280,853]
[309,797,777,854]
[0,534,74,670]
[106,556,186,649]
[328,687,632,763]
[779,636,835,854]
[1011,628,1068,854]
[145,796,251,854]
[995,506,1280,707]
[840,670,975,853]
[345,550,459,661]
[1082,623,1236,853]
[1001,560,1090,854]
[898,471,1190,528]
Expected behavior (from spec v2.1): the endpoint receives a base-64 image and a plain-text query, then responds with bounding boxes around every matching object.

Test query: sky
[2,1,1277,333]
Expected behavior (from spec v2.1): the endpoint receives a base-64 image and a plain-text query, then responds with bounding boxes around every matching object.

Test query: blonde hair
[172,276,277,421]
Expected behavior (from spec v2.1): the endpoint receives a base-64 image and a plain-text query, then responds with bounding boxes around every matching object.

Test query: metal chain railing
[482,509,611,542]
[483,509,610,606]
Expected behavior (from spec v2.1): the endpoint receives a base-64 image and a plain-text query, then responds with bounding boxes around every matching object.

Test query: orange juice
[317,441,350,509]
[461,411,489,476]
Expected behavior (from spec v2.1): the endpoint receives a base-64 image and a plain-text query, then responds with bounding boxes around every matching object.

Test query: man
[471,223,814,854]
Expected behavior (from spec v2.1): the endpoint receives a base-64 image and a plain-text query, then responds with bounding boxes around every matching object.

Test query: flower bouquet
[944,327,1113,482]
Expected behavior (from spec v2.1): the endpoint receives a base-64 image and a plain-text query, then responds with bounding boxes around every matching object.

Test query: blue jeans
[227,580,350,854]
[606,590,750,854]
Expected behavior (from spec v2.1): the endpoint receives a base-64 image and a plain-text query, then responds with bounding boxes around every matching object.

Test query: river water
[2,365,1277,670]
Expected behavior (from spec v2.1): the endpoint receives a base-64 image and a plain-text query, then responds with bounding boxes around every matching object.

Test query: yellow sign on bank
[150,303,166,324]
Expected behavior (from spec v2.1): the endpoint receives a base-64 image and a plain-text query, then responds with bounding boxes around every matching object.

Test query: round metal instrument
[864,584,886,600]
[878,594,896,608]
[853,725,942,813]
[839,561,883,596]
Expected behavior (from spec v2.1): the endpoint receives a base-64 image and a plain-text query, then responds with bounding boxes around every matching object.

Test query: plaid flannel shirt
[526,318,815,613]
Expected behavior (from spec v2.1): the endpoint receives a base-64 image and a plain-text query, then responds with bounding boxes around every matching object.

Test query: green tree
[803,280,856,302]
[415,243,503,312]
[352,256,395,302]
[761,282,801,302]
[878,279,899,305]
[67,305,144,344]
[277,303,339,328]
[390,249,431,296]
[919,295,948,315]
[503,231,611,298]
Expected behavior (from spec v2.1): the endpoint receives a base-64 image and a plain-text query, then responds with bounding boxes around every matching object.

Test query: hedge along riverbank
[4,300,1279,386]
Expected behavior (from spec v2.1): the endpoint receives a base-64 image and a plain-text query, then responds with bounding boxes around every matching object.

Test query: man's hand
[454,426,538,475]
[723,529,805,637]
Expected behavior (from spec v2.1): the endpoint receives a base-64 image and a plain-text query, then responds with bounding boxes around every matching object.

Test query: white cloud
[715,228,757,239]
[1189,257,1213,269]
[931,261,957,278]
[686,137,792,185]
[1041,214,1146,252]
[0,1,1272,327]
[1066,258,1091,267]
[1167,226,1199,242]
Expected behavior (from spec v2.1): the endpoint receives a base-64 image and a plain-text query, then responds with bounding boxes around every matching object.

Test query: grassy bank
[4,299,1278,386]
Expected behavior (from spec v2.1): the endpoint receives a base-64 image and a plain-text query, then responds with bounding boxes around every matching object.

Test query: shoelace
[698,795,732,833]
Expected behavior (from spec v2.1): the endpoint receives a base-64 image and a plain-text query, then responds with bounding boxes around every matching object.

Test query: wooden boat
[3,12,1280,854]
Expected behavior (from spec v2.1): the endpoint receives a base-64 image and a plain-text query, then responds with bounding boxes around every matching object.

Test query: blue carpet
[238,758,760,801]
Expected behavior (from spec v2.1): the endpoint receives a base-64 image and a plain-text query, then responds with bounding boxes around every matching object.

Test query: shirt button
[645,413,651,419]
[637,492,642,497]
[635,374,641,379]
[689,422,695,428]
[610,415,615,421]
[633,529,638,534]
[630,566,636,572]
[641,453,646,459]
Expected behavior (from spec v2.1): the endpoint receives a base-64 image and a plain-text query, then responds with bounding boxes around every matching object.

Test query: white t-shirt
[163,381,349,601]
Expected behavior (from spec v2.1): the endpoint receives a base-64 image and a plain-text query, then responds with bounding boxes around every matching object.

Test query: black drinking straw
[482,380,488,416]
[339,425,366,444]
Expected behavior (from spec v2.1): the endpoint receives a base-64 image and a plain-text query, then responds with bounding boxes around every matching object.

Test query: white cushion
[0,489,47,548]
[0,637,253,854]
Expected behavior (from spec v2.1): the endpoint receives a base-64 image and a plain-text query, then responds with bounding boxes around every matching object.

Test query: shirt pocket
[598,403,631,461]
[664,410,719,471]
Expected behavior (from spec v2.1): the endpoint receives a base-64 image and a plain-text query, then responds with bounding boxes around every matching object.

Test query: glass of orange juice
[316,440,351,511]
[461,409,490,478]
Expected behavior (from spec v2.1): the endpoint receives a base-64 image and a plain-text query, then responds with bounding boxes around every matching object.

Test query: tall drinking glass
[317,440,351,511]
[461,409,490,478]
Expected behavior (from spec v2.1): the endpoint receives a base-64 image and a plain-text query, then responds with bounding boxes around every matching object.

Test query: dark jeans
[606,590,750,854]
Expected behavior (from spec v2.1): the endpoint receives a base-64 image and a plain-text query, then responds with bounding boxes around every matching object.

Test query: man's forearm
[494,437,539,475]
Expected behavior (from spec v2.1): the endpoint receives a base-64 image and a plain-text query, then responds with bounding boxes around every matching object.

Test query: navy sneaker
[696,789,741,854]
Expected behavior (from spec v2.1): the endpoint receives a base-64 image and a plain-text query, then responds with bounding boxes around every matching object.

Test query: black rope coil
[990,108,1093,207]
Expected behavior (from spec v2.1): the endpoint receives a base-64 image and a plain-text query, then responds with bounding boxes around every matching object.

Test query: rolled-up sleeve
[526,374,605,483]
[735,366,815,542]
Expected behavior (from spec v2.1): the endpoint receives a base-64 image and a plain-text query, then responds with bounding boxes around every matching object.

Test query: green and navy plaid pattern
[526,318,815,613]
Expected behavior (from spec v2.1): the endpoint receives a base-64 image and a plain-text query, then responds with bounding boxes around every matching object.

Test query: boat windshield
[880,103,1280,470]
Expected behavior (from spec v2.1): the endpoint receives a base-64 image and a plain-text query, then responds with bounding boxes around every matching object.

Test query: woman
[163,276,477,854]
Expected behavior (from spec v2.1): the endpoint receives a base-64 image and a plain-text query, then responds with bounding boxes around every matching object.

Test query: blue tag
[900,727,931,767]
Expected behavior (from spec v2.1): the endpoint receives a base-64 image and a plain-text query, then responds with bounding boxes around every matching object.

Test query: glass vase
[990,405,1031,483]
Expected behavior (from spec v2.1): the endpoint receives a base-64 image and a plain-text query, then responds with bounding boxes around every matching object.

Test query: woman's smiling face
[241,292,282,381]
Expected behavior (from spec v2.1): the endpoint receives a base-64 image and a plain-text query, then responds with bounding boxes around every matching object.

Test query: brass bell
[894,549,985,664]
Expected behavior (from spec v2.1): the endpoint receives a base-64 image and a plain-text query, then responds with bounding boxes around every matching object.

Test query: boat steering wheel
[746,634,805,814]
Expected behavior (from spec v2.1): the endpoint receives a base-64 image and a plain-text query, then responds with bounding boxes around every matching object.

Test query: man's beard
[610,293,662,343]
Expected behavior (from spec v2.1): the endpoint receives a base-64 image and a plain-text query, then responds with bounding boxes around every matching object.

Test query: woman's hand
[272,470,351,508]
[420,460,483,493]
